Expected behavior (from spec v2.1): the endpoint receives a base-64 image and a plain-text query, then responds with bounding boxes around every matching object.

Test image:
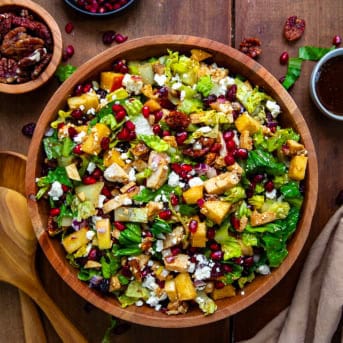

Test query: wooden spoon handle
[21,280,87,343]
[19,291,47,343]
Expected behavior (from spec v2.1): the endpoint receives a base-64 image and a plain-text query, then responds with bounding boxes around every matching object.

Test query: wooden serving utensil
[0,187,87,343]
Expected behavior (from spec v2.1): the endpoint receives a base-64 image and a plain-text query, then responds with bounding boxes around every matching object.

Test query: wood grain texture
[234,0,343,339]
[0,187,86,343]
[0,0,62,94]
[26,35,317,330]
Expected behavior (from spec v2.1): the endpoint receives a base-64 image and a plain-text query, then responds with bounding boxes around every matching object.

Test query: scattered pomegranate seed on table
[21,122,36,137]
[332,35,342,47]
[65,22,74,34]
[279,51,289,65]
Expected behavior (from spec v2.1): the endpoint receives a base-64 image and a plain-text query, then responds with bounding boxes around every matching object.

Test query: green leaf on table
[55,64,77,82]
[282,57,303,90]
[298,46,335,61]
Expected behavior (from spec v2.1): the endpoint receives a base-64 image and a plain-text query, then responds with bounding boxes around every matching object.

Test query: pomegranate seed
[162,130,171,137]
[129,131,136,140]
[279,51,289,65]
[114,221,126,231]
[117,127,130,140]
[83,83,92,93]
[181,164,192,172]
[154,110,163,122]
[152,124,162,135]
[210,143,222,153]
[253,174,264,183]
[159,209,172,220]
[57,123,65,130]
[125,120,135,131]
[82,176,97,185]
[175,131,188,145]
[91,168,102,179]
[171,246,181,255]
[209,242,220,251]
[100,136,110,150]
[226,84,237,101]
[332,35,342,47]
[68,126,78,138]
[215,281,225,289]
[223,130,234,141]
[112,104,124,112]
[210,250,223,261]
[142,105,150,118]
[144,231,153,238]
[197,198,205,208]
[65,45,75,58]
[115,110,126,122]
[61,184,69,192]
[264,180,274,192]
[233,257,243,265]
[73,144,83,154]
[224,154,235,166]
[71,109,83,119]
[222,264,233,273]
[49,208,60,216]
[171,163,182,174]
[88,248,98,261]
[114,33,128,44]
[207,227,215,239]
[65,22,74,34]
[170,194,179,206]
[165,255,176,263]
[102,30,116,45]
[230,215,240,230]
[226,139,236,151]
[101,186,111,197]
[74,84,83,96]
[244,256,254,267]
[188,220,198,233]
[235,148,248,159]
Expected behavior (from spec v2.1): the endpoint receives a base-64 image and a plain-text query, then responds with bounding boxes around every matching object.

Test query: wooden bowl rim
[0,0,62,94]
[26,34,318,327]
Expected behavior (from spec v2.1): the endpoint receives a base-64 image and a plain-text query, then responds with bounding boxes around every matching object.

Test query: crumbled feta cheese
[44,127,54,137]
[194,265,211,281]
[154,73,167,86]
[265,189,277,199]
[142,275,159,291]
[188,262,196,273]
[168,171,180,187]
[73,131,86,144]
[79,105,85,111]
[87,108,96,115]
[122,197,133,206]
[83,243,92,257]
[155,240,164,252]
[256,264,271,275]
[87,162,96,174]
[180,90,186,101]
[188,177,204,188]
[266,100,281,118]
[171,81,182,90]
[48,181,63,200]
[91,216,102,225]
[122,73,143,95]
[135,300,144,307]
[128,168,136,182]
[133,116,153,135]
[219,76,235,88]
[162,249,171,257]
[233,130,240,146]
[97,194,106,208]
[197,126,212,133]
[100,98,108,106]
[193,142,202,150]
[120,153,128,160]
[86,230,96,240]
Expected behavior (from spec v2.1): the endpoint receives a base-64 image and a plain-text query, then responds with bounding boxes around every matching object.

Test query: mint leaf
[55,64,77,82]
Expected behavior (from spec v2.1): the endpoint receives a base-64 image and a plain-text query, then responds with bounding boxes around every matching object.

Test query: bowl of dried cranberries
[0,0,62,94]
[64,0,136,17]
[26,35,318,328]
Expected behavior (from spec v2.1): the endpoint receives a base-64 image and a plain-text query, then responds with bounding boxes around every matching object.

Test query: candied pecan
[128,259,142,282]
[18,47,47,68]
[204,152,217,165]
[11,15,52,50]
[284,16,305,41]
[0,57,18,83]
[183,146,210,158]
[1,27,44,57]
[239,37,262,59]
[130,142,150,159]
[164,110,190,130]
[0,13,13,42]
[198,137,216,148]
[31,52,51,79]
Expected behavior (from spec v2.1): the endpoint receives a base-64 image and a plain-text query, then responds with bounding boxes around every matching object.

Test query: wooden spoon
[0,187,87,343]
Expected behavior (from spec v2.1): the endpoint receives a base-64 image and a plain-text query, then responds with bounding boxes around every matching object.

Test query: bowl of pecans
[0,0,62,94]
[26,35,318,327]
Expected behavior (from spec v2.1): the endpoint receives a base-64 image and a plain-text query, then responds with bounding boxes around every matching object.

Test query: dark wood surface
[0,0,342,341]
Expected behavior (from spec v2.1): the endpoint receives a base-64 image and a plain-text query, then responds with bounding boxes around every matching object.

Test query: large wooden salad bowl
[26,35,318,327]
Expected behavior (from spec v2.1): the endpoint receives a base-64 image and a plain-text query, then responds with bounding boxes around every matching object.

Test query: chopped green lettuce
[222,186,246,203]
[261,200,290,219]
[55,64,77,82]
[125,280,149,299]
[195,291,217,315]
[177,98,203,114]
[138,134,169,152]
[196,75,213,97]
[123,98,144,118]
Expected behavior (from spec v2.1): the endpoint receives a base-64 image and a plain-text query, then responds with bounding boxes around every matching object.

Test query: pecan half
[0,57,18,83]
[284,16,306,41]
[31,52,51,79]
[239,37,262,59]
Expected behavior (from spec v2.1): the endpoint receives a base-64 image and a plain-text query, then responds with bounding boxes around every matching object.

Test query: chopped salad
[36,49,308,315]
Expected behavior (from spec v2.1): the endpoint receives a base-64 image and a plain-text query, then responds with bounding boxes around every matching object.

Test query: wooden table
[1,1,342,341]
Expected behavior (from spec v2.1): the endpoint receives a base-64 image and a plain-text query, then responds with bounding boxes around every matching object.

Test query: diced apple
[203,171,240,195]
[190,221,207,248]
[165,279,178,302]
[183,185,204,204]
[84,260,102,269]
[62,227,89,254]
[201,200,231,225]
[96,218,112,250]
[75,182,104,206]
[211,284,235,300]
[67,93,99,112]
[65,163,81,181]
[114,207,148,223]
[288,155,308,181]
[81,123,111,155]
[174,272,197,301]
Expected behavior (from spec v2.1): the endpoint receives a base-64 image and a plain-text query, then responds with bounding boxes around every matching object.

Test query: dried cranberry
[114,221,126,231]
[117,127,130,140]
[230,215,240,230]
[284,16,306,41]
[214,280,225,289]
[264,180,274,192]
[197,198,205,208]
[210,250,223,261]
[226,84,237,101]
[100,137,110,150]
[68,126,78,138]
[206,227,215,240]
[73,144,83,154]
[175,131,188,145]
[21,122,36,137]
[152,124,162,136]
[71,108,83,119]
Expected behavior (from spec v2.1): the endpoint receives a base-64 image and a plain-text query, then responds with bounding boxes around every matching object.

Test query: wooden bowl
[0,0,62,94]
[26,35,318,328]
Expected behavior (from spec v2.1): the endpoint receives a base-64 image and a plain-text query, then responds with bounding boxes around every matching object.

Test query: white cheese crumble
[73,131,86,144]
[194,265,211,281]
[48,181,63,200]
[154,73,167,86]
[87,108,96,115]
[155,240,164,252]
[97,194,107,208]
[142,275,159,291]
[188,177,204,188]
[128,168,136,182]
[83,243,92,257]
[86,230,96,240]
[193,142,202,150]
[266,100,281,118]
[122,197,133,206]
[86,162,96,174]
[135,300,144,307]
[171,81,182,90]
[132,116,153,135]
[265,189,277,199]
[256,264,271,275]
[168,171,180,187]
[197,126,212,134]
[122,74,143,95]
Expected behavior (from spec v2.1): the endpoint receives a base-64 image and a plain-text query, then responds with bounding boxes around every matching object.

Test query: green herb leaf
[178,204,198,216]
[298,46,334,61]
[282,57,303,90]
[151,218,172,236]
[55,64,77,82]
[101,316,117,343]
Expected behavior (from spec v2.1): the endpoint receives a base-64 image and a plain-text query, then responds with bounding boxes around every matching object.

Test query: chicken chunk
[146,151,169,190]
[104,162,129,183]
[163,226,185,249]
[164,254,190,273]
[203,171,241,195]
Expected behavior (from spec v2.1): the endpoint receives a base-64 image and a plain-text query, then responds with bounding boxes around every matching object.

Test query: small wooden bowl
[26,35,318,328]
[0,0,62,94]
